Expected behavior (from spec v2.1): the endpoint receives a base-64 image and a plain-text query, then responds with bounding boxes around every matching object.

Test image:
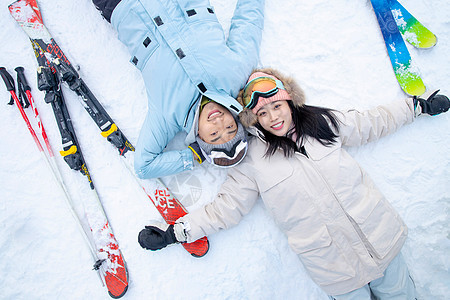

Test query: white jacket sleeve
[177,165,260,243]
[338,98,415,147]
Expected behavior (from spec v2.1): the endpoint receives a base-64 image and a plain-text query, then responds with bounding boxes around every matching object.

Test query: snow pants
[331,253,416,300]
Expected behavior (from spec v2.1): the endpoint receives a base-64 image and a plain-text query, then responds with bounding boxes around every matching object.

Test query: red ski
[148,178,209,257]
[9,0,209,260]
[8,0,129,297]
[121,155,210,258]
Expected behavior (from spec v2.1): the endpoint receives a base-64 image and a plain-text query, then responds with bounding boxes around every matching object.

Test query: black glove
[138,223,178,251]
[188,142,206,164]
[414,90,450,116]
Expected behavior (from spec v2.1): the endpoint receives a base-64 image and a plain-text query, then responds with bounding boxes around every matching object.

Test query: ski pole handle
[0,67,44,152]
[0,67,15,92]
[15,66,31,91]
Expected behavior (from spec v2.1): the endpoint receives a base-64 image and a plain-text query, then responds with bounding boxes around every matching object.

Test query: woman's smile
[271,121,284,130]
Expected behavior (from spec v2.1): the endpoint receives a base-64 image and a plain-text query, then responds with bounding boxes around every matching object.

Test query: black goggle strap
[243,77,286,109]
[247,88,280,109]
[207,139,248,167]
[210,139,242,157]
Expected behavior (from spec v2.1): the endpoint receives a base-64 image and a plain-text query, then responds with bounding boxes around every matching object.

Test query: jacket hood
[236,68,306,128]
[204,90,243,116]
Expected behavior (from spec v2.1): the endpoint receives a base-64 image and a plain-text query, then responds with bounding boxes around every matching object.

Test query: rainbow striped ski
[389,0,437,48]
[370,0,426,96]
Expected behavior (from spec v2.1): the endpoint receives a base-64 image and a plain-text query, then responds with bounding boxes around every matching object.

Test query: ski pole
[0,67,43,151]
[15,66,53,155]
[1,66,105,285]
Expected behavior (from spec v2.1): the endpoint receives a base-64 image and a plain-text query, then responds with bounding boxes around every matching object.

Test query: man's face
[198,102,237,144]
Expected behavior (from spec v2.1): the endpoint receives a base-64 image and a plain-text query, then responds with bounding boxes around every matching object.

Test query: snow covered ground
[0,0,449,299]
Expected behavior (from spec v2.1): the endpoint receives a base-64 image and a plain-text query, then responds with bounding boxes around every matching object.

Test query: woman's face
[198,101,237,144]
[256,100,292,137]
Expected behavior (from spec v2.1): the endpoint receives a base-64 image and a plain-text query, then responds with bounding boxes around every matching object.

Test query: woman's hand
[414,90,450,116]
[138,221,187,250]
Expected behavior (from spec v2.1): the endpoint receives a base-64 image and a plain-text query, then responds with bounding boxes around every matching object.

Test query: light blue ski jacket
[111,0,265,179]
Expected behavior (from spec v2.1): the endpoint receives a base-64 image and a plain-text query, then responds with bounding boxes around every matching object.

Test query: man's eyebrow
[210,128,237,143]
[228,128,237,135]
[211,135,222,143]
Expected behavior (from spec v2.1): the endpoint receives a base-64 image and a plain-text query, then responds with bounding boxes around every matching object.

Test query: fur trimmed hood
[236,68,306,127]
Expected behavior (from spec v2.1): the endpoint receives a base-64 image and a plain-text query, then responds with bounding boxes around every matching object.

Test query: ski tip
[394,65,426,96]
[182,237,210,258]
[190,239,210,258]
[104,250,129,298]
[105,269,129,299]
[405,30,437,49]
[402,85,427,97]
[420,34,437,49]
[108,285,129,299]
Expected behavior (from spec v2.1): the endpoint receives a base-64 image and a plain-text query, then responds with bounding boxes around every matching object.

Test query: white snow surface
[1,0,449,299]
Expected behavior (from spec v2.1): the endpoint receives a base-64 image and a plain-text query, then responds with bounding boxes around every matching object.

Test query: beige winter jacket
[179,98,416,295]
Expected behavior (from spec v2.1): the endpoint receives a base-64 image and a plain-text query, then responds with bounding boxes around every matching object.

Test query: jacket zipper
[184,95,200,127]
[302,152,378,263]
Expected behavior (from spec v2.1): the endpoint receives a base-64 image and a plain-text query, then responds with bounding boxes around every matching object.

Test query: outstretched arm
[138,164,260,250]
[339,91,449,147]
[178,165,260,242]
[338,98,415,147]
[134,113,194,179]
[227,0,266,70]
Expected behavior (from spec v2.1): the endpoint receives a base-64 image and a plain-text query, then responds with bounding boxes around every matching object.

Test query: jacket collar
[247,126,264,141]
[185,99,202,145]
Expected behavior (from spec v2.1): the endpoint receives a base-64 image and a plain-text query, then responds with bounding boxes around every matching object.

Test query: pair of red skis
[4,0,209,298]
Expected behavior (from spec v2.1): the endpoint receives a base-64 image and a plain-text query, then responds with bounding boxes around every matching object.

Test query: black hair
[256,101,341,157]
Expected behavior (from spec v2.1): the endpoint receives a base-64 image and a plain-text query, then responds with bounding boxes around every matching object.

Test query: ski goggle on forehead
[204,139,248,168]
[243,77,287,110]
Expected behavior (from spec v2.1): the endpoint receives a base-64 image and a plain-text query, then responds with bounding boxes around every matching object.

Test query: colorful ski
[370,0,426,96]
[389,0,437,48]
[9,0,209,259]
